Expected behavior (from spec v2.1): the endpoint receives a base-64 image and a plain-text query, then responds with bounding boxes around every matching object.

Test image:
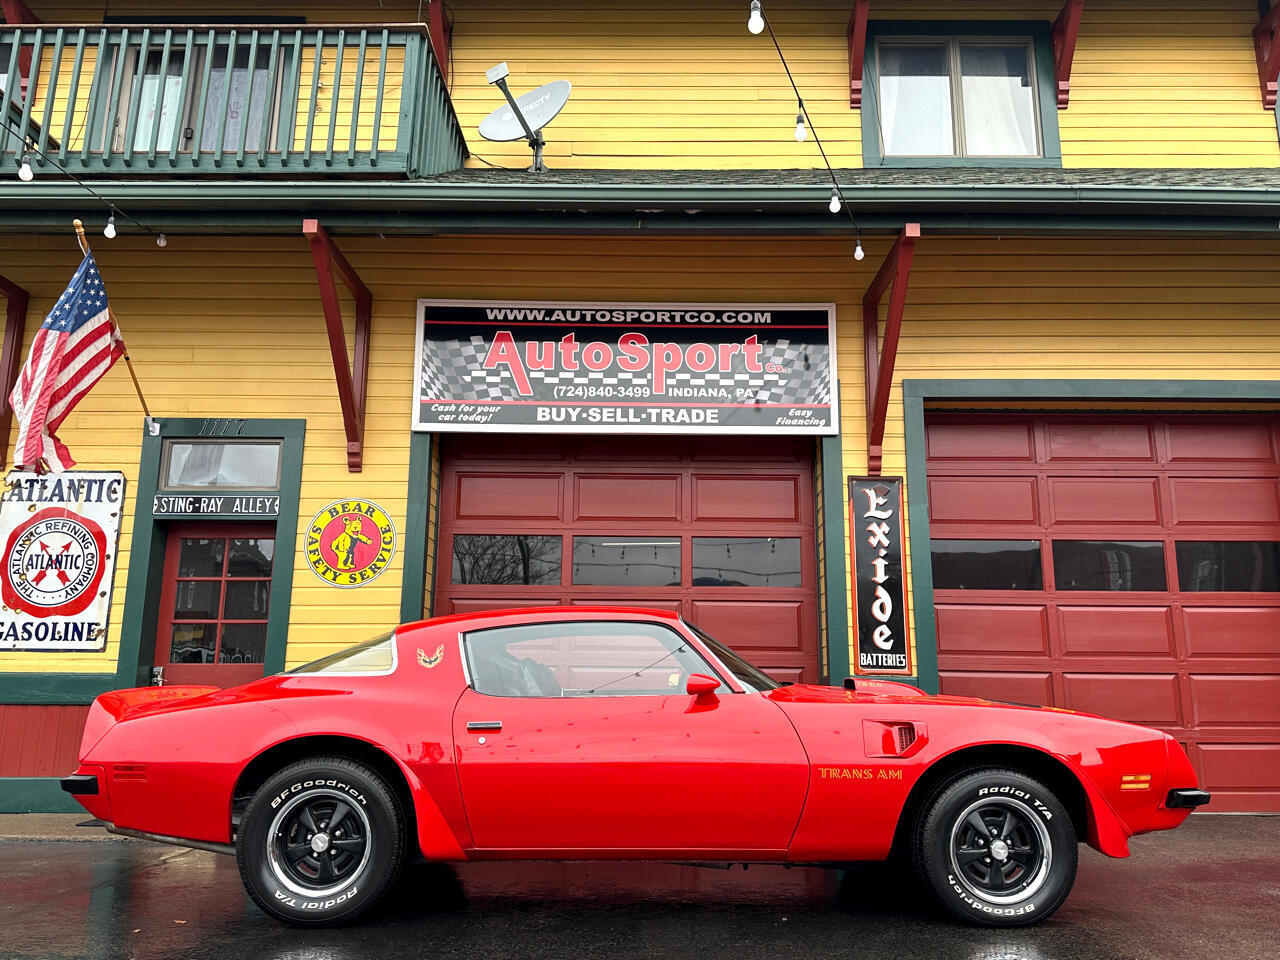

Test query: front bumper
[60,773,99,796]
[1166,788,1211,809]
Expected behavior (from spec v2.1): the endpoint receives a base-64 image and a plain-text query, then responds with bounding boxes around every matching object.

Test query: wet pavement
[0,815,1275,960]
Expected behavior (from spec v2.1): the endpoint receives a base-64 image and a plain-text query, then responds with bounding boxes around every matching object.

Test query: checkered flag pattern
[420,334,831,405]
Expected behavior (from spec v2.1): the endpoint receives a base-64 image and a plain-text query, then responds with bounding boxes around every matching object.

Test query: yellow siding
[291,44,405,154]
[2,234,1278,676]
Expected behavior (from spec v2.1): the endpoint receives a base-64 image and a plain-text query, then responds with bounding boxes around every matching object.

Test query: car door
[452,617,810,857]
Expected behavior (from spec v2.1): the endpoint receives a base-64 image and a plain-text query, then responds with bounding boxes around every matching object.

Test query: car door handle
[466,721,502,731]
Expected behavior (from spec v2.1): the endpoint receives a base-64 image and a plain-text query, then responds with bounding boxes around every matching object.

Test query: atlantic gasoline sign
[0,471,125,651]
[414,299,838,434]
[305,499,396,588]
[848,477,911,676]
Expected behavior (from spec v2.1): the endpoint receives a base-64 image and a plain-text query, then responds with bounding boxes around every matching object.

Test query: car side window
[463,621,723,698]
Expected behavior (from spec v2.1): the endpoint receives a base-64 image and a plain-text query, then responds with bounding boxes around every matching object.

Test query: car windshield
[287,631,396,675]
[683,620,780,693]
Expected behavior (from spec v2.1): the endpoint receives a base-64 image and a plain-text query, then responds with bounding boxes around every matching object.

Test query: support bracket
[847,0,871,108]
[863,223,920,476]
[1255,1,1280,109]
[427,0,453,89]
[1052,0,1084,109]
[0,272,31,470]
[0,0,41,97]
[303,219,371,473]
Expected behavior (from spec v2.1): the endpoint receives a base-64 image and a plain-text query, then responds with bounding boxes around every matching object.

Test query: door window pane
[465,621,719,698]
[1052,541,1166,591]
[220,623,267,663]
[931,540,1043,590]
[224,580,271,618]
[692,537,802,587]
[878,44,954,156]
[174,580,221,618]
[1176,541,1280,592]
[228,538,274,577]
[452,535,561,585]
[178,538,224,577]
[162,440,282,490]
[959,44,1037,156]
[572,537,680,587]
[170,623,217,663]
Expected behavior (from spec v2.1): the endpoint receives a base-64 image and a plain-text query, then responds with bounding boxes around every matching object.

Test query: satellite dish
[479,64,572,173]
[479,80,572,142]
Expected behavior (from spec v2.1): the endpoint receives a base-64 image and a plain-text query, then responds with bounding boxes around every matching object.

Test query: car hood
[767,681,1072,712]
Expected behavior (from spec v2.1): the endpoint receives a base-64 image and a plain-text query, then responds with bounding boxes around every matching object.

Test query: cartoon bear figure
[330,516,373,570]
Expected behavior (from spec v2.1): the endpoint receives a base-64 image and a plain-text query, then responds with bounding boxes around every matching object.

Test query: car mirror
[686,673,720,702]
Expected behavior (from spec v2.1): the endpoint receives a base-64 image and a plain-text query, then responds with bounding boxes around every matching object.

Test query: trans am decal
[413,300,838,435]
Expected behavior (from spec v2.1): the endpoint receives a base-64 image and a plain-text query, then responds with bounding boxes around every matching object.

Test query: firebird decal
[417,645,445,669]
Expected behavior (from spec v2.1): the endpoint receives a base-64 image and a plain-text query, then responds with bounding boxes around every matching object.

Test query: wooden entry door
[154,523,275,688]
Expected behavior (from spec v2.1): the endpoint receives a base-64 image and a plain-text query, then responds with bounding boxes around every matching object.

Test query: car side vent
[862,719,927,758]
[895,723,916,754]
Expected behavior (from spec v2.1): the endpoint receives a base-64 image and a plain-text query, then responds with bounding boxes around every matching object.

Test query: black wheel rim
[948,796,1052,904]
[268,790,371,896]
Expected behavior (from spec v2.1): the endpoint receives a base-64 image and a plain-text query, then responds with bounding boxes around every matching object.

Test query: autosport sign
[0,471,125,651]
[413,300,837,434]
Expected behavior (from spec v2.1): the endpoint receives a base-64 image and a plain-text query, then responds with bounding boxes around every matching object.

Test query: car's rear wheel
[236,756,406,925]
[913,767,1077,926]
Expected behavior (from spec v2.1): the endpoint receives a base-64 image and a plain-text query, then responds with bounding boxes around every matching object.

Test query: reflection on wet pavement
[0,816,1275,960]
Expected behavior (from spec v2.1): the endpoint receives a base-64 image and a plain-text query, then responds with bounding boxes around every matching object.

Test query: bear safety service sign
[0,471,125,651]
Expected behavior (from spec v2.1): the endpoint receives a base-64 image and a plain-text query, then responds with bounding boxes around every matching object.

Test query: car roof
[403,605,684,632]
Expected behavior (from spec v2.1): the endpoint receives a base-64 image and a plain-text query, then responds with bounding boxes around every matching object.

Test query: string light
[156,232,168,248]
[854,240,865,261]
[17,153,33,182]
[828,188,841,214]
[793,104,807,142]
[747,1,765,34]
[103,211,117,239]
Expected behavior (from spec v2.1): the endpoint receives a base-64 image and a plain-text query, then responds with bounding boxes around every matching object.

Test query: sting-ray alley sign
[0,471,125,651]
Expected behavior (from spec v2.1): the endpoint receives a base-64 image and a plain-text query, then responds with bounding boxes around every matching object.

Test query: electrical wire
[2,115,161,239]
[758,7,862,246]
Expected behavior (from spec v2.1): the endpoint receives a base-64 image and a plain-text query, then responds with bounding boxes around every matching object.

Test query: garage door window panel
[692,537,802,588]
[1176,542,1280,592]
[931,540,1043,590]
[464,621,722,698]
[572,537,680,587]
[1051,541,1166,591]
[451,535,562,585]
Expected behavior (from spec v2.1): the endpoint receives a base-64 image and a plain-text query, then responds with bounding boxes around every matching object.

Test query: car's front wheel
[236,756,406,925]
[913,767,1077,926]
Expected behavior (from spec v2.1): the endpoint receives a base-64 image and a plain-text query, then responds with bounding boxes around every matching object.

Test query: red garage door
[927,414,1280,811]
[435,434,820,684]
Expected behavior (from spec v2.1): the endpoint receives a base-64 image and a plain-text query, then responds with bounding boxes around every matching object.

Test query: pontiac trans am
[61,607,1209,926]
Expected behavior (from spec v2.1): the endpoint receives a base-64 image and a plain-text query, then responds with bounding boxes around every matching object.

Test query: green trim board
[819,436,852,684]
[115,417,305,690]
[399,431,434,625]
[860,21,1062,169]
[900,378,1280,695]
[0,777,81,813]
[0,673,118,704]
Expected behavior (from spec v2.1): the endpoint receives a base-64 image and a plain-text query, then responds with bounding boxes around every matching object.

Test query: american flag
[8,253,125,471]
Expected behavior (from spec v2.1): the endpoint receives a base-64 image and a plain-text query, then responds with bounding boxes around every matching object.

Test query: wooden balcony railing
[0,23,467,177]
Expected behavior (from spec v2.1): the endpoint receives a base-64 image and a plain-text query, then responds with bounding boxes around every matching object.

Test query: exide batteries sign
[413,299,837,434]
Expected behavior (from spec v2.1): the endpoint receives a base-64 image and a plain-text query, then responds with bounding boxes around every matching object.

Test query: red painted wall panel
[934,605,1049,655]
[575,475,679,520]
[1049,478,1161,524]
[1062,673,1181,726]
[926,421,1033,461]
[1183,607,1280,657]
[1058,606,1174,656]
[1170,478,1280,525]
[456,473,563,520]
[939,671,1053,706]
[692,476,799,521]
[1045,422,1155,461]
[0,705,90,777]
[928,478,1038,524]
[1188,675,1280,726]
[1166,422,1276,462]
[689,601,805,655]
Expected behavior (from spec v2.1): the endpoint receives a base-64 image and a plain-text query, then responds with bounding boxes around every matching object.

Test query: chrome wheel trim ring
[947,795,1053,906]
[265,788,373,899]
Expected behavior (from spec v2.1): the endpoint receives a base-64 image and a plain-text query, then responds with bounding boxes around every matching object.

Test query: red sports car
[61,607,1208,927]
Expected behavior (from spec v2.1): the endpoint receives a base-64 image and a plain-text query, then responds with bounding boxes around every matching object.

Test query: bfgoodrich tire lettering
[236,756,406,926]
[913,767,1077,927]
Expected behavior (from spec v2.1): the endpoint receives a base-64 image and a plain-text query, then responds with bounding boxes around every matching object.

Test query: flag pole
[72,219,158,436]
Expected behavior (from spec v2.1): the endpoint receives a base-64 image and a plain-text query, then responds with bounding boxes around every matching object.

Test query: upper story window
[863,22,1061,168]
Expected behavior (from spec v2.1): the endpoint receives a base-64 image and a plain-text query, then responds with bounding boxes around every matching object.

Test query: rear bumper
[60,773,99,796]
[1166,788,1211,809]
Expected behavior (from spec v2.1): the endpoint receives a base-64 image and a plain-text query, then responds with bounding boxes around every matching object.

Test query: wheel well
[231,735,419,847]
[891,745,1089,857]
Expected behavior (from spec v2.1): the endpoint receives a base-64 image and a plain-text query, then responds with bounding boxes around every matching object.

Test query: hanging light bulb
[17,154,33,182]
[854,239,865,261]
[747,1,765,35]
[828,188,841,214]
[103,213,117,239]
[794,111,807,142]
[155,232,168,248]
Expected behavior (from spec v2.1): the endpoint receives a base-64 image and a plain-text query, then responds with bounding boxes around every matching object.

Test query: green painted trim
[115,418,305,689]
[861,20,1061,169]
[900,377,1280,697]
[0,674,118,704]
[400,432,434,625]
[0,777,82,813]
[819,436,852,684]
